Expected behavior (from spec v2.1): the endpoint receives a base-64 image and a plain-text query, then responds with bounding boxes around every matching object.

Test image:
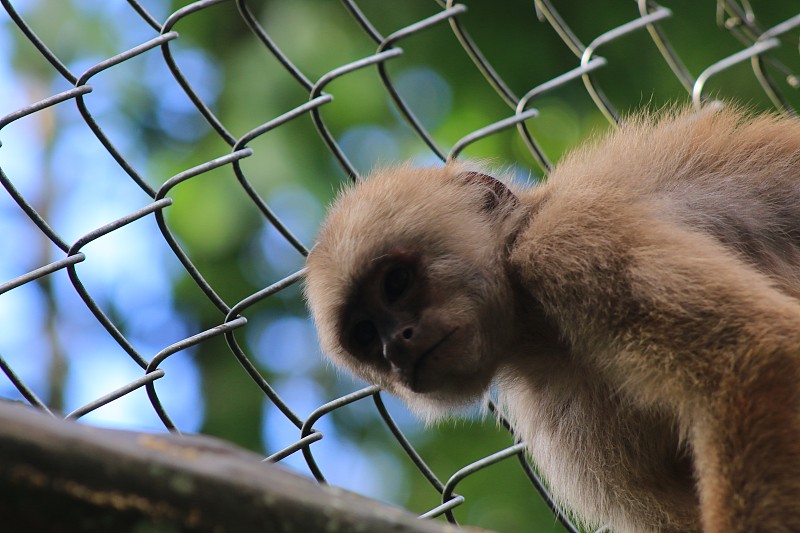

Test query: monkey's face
[310,245,511,414]
[305,164,519,416]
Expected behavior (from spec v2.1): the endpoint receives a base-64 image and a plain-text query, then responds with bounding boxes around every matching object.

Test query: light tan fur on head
[306,161,524,419]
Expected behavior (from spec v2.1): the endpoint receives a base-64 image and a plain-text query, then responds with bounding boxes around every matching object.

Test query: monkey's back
[506,106,800,532]
[532,106,800,298]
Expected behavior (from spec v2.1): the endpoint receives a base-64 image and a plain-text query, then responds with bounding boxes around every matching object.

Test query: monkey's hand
[512,202,800,533]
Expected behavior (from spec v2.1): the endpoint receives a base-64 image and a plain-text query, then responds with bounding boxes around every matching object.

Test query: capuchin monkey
[304,106,800,533]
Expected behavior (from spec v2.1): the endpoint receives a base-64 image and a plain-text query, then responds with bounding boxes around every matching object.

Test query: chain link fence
[1,1,798,531]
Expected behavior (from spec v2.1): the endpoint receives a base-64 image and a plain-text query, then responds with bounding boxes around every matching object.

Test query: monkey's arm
[511,202,800,533]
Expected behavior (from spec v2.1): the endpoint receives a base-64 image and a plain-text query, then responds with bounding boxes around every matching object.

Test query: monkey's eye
[351,320,377,348]
[384,265,412,302]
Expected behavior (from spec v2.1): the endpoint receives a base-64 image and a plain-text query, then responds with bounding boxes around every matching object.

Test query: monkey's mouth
[408,328,458,393]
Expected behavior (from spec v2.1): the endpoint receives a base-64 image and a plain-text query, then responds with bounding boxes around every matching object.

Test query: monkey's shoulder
[545,106,800,197]
[513,185,644,267]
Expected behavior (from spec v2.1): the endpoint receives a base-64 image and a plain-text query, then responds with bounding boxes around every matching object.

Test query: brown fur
[305,106,800,532]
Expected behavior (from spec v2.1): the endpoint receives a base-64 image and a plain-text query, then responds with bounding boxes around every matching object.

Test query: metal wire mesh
[1,1,798,531]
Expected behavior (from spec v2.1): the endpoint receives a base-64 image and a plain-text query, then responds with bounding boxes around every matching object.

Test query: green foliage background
[2,1,798,531]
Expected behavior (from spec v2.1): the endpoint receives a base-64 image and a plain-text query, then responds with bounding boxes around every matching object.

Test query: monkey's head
[305,163,523,418]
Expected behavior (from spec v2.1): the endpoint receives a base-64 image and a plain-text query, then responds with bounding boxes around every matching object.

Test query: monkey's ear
[459,171,518,211]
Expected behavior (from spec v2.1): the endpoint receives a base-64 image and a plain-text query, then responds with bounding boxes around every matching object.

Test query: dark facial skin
[339,251,459,392]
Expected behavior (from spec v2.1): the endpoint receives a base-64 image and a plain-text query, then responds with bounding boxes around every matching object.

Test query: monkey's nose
[382,325,417,369]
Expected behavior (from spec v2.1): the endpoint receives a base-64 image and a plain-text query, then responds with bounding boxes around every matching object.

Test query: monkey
[304,105,800,533]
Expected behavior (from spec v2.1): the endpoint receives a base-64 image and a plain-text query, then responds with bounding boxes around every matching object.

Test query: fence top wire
[0,1,798,532]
